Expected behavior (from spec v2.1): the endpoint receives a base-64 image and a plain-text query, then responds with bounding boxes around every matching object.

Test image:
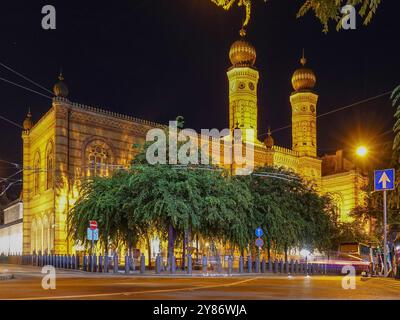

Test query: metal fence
[0,253,370,276]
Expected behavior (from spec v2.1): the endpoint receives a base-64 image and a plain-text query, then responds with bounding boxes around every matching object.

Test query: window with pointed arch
[85,140,112,177]
[330,193,344,221]
[46,142,54,190]
[33,152,41,195]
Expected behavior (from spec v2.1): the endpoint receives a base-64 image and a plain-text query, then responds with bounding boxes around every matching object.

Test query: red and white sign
[89,220,98,230]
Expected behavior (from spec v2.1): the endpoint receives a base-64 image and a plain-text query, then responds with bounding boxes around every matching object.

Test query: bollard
[71,255,75,270]
[171,255,176,275]
[217,255,222,274]
[279,260,284,273]
[98,256,103,272]
[261,258,266,273]
[187,254,192,275]
[255,257,260,273]
[156,254,161,274]
[247,255,252,273]
[83,255,87,272]
[290,260,294,274]
[104,255,109,273]
[140,253,145,274]
[125,255,130,274]
[239,256,244,274]
[228,256,233,275]
[93,255,97,272]
[113,254,119,274]
[202,256,207,274]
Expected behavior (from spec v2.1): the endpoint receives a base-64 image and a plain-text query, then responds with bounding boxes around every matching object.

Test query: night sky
[0,0,399,197]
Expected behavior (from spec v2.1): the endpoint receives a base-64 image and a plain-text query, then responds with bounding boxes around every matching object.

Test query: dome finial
[300,48,307,66]
[239,28,246,37]
[265,126,274,148]
[58,68,64,81]
[53,70,69,98]
[23,107,33,131]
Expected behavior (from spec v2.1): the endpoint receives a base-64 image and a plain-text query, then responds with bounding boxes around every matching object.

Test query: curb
[0,274,13,281]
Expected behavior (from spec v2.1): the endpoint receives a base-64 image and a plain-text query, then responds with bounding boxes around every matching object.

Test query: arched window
[85,140,113,177]
[33,152,41,195]
[42,216,50,254]
[46,142,54,190]
[330,193,344,221]
[37,218,43,254]
[31,219,37,254]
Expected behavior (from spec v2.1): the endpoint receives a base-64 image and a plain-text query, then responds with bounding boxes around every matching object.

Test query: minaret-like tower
[290,52,318,157]
[227,38,259,144]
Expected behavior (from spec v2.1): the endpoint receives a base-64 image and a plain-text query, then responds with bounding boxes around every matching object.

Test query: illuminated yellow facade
[21,39,367,254]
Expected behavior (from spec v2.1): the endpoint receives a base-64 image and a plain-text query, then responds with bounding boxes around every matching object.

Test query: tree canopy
[211,0,381,33]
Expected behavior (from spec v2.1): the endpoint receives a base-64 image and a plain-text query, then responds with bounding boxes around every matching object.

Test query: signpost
[255,227,264,273]
[87,220,99,256]
[255,227,263,238]
[374,169,395,276]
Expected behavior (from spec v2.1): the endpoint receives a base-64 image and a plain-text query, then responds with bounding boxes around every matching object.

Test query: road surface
[0,264,399,300]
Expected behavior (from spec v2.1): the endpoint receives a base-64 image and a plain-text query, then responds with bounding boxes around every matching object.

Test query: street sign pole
[374,169,395,277]
[383,190,388,276]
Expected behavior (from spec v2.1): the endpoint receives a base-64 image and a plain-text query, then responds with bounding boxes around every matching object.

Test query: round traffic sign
[255,227,263,238]
[255,238,264,248]
[89,220,98,230]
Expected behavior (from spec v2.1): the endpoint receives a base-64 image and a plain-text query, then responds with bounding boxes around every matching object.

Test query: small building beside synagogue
[20,38,367,256]
[0,199,23,255]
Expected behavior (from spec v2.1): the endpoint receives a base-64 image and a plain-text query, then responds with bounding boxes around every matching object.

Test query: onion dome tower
[227,36,259,144]
[53,72,69,98]
[290,51,319,158]
[264,127,274,149]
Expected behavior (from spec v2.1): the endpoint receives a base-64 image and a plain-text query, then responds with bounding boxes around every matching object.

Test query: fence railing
[0,253,370,275]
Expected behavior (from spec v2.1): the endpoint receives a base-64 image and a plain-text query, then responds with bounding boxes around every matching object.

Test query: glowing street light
[356,146,368,157]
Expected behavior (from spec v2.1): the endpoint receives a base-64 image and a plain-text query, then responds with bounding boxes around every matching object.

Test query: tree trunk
[284,244,288,263]
[145,233,152,268]
[267,238,271,261]
[168,223,175,271]
[182,231,186,270]
[196,233,199,261]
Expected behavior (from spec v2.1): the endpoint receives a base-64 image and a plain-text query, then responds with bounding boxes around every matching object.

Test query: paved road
[1,264,399,300]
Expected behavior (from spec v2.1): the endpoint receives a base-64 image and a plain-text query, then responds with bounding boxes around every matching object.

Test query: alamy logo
[341,265,356,290]
[41,5,56,30]
[41,265,56,290]
[341,5,357,30]
[146,121,255,175]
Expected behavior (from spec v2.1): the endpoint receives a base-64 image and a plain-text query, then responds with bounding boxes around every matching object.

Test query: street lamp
[356,145,368,158]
